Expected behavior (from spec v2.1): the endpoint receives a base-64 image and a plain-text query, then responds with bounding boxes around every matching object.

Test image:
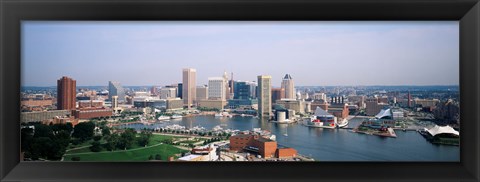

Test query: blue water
[118,115,459,161]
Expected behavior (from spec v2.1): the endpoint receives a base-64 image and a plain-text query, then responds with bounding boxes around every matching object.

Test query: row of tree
[102,129,153,151]
[21,121,98,160]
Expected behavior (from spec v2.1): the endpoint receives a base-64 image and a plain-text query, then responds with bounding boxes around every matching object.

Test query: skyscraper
[109,81,125,103]
[177,83,183,99]
[208,77,226,100]
[57,76,76,110]
[223,71,230,100]
[182,68,197,109]
[258,75,272,117]
[234,81,252,100]
[281,74,295,99]
[271,88,285,103]
[196,85,208,101]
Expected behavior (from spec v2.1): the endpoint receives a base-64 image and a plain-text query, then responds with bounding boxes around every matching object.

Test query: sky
[21,21,459,87]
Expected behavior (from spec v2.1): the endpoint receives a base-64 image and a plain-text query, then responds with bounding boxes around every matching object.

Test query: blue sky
[22,21,459,87]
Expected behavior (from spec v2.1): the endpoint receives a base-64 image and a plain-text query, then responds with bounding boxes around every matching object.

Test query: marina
[116,115,459,161]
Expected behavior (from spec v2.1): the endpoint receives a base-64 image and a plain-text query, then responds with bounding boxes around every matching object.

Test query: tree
[72,122,95,141]
[101,127,111,136]
[33,124,54,138]
[155,154,161,160]
[93,135,102,141]
[105,133,119,151]
[137,130,152,147]
[90,141,102,152]
[118,128,136,149]
[148,155,154,160]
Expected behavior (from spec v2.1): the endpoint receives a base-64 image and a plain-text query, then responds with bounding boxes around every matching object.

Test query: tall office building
[228,72,235,99]
[196,85,208,101]
[258,75,272,117]
[109,81,125,103]
[160,87,177,99]
[182,68,197,108]
[111,96,119,109]
[234,81,252,100]
[223,71,230,100]
[208,77,227,100]
[57,76,76,110]
[271,88,285,103]
[177,83,183,99]
[281,74,295,99]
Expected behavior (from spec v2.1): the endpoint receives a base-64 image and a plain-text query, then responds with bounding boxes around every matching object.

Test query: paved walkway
[63,142,164,156]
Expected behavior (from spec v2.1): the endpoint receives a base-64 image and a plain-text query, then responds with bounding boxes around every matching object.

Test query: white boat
[212,125,223,131]
[241,114,245,117]
[157,115,170,121]
[336,118,349,128]
[171,115,183,119]
[271,119,295,124]
[214,113,224,117]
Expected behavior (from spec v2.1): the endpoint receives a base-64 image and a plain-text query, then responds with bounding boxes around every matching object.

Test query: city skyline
[22,21,459,87]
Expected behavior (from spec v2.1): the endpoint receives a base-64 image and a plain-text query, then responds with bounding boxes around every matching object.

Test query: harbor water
[118,115,459,161]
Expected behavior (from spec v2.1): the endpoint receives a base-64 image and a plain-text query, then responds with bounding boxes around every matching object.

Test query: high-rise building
[234,81,252,100]
[248,81,258,99]
[111,96,119,109]
[208,77,226,100]
[150,86,158,95]
[281,74,295,99]
[271,88,285,103]
[57,76,76,110]
[160,87,177,99]
[196,85,208,101]
[108,81,125,103]
[182,68,196,108]
[258,75,272,117]
[223,71,230,100]
[229,72,235,99]
[177,83,183,99]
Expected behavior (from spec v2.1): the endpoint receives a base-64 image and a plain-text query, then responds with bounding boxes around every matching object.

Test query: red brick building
[73,107,112,119]
[78,100,104,108]
[276,148,297,158]
[229,134,296,159]
[328,103,349,119]
[57,76,76,110]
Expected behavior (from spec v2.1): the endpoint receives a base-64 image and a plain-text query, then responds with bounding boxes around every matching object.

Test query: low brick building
[276,148,297,158]
[230,134,289,159]
[73,107,113,119]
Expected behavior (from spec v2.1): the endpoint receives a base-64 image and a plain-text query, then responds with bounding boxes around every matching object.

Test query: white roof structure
[375,108,393,119]
[314,107,333,117]
[426,125,459,137]
[177,154,202,161]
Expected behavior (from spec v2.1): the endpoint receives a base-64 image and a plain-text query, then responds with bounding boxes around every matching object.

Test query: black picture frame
[1,0,479,181]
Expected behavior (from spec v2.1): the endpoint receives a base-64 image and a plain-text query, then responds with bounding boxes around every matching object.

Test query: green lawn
[63,144,186,161]
[64,134,187,161]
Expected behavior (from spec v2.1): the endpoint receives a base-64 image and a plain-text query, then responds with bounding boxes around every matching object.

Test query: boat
[241,114,245,117]
[303,107,336,129]
[336,118,349,128]
[171,115,183,119]
[212,125,223,131]
[157,115,170,121]
[214,113,224,117]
